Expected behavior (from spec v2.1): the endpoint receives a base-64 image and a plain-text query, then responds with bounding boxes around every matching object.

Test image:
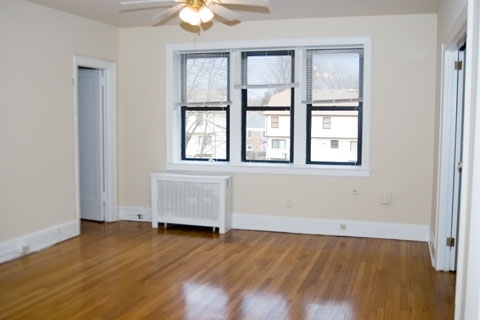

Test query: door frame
[434,9,467,271]
[73,56,117,222]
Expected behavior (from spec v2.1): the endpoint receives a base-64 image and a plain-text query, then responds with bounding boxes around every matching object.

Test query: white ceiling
[27,0,441,28]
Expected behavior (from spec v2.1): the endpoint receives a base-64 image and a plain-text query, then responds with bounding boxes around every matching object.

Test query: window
[323,117,331,129]
[272,139,286,149]
[306,48,364,165]
[167,37,371,176]
[180,53,230,161]
[241,50,294,163]
[271,116,279,128]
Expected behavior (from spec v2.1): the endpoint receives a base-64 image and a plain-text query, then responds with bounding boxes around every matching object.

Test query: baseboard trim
[0,220,80,264]
[118,206,152,223]
[233,213,429,242]
[428,241,436,268]
[118,206,429,242]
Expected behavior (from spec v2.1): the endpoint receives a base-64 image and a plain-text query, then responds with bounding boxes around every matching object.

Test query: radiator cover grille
[151,173,232,233]
[157,180,220,221]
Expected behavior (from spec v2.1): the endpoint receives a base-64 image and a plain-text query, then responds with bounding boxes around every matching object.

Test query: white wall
[0,0,118,242]
[119,14,437,228]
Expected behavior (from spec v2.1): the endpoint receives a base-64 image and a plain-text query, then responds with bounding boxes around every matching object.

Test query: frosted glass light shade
[179,6,201,26]
[199,7,214,23]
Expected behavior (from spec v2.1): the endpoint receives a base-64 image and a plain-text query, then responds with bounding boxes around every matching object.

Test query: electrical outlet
[340,224,347,230]
[381,193,392,205]
[21,245,30,254]
[286,199,293,208]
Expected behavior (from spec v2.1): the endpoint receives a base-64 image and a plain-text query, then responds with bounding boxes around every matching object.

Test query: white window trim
[165,37,372,177]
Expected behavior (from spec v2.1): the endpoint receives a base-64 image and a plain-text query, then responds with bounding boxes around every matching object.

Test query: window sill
[165,161,371,177]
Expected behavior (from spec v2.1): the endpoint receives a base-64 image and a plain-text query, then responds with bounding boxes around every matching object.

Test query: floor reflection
[305,300,354,320]
[182,282,355,320]
[241,291,289,320]
[182,282,228,320]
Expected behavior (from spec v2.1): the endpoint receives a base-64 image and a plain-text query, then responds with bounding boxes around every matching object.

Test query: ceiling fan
[120,0,270,27]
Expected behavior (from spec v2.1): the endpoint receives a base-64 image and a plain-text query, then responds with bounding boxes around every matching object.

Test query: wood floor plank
[0,221,455,319]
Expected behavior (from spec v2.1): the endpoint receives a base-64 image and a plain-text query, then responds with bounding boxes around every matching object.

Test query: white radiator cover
[151,173,232,233]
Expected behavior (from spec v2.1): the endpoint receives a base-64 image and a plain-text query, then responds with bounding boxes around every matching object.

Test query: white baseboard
[233,213,429,242]
[0,220,80,264]
[428,241,436,268]
[118,206,152,223]
[428,225,437,268]
[118,206,429,242]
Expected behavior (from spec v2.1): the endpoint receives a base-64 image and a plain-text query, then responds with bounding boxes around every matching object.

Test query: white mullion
[293,49,306,165]
[229,50,242,164]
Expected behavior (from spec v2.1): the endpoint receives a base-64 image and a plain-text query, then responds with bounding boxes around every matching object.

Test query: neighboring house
[262,89,360,162]
[245,112,267,160]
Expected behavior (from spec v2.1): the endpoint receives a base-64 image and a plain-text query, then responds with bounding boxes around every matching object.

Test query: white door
[78,68,105,221]
[449,43,466,271]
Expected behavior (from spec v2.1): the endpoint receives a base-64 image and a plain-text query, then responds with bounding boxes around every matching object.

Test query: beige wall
[119,14,437,225]
[0,0,118,242]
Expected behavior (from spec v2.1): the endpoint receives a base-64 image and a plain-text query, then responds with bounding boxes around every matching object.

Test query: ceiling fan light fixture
[179,6,201,26]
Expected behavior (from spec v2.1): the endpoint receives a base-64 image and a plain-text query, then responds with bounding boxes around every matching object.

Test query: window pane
[310,110,358,163]
[184,55,228,103]
[309,50,361,106]
[184,110,227,160]
[245,111,267,161]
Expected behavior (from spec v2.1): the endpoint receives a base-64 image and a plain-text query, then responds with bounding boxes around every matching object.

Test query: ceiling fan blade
[210,4,241,21]
[217,0,269,7]
[151,4,183,24]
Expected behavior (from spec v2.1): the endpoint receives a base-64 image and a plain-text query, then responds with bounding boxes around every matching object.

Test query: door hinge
[455,61,463,71]
[447,237,455,247]
[457,161,463,173]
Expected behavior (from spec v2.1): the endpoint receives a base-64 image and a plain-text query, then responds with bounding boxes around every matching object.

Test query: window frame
[181,106,230,161]
[165,37,372,177]
[305,47,364,165]
[179,52,231,162]
[241,50,295,163]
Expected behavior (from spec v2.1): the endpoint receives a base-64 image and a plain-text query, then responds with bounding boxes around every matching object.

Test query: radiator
[151,173,232,233]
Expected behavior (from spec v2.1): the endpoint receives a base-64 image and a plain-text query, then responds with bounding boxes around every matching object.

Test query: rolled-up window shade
[305,48,364,106]
[179,52,230,106]
[239,50,296,89]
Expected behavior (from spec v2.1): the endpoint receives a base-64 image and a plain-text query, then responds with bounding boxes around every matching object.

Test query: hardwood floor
[0,221,455,320]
